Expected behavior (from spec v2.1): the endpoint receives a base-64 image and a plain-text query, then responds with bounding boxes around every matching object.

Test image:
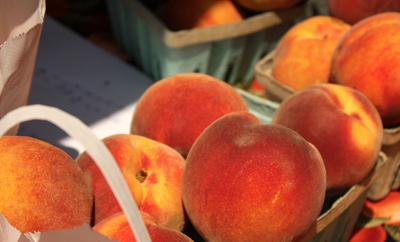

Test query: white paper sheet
[17,17,156,159]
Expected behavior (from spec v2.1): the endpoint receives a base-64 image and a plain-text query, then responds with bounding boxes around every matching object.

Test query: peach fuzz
[330,12,400,127]
[328,0,400,25]
[130,73,249,157]
[271,83,383,194]
[158,0,243,31]
[93,212,194,242]
[76,134,186,231]
[182,111,326,242]
[0,136,93,233]
[271,15,351,92]
[234,0,303,12]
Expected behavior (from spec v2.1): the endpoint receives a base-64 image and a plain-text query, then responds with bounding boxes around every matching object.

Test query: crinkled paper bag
[0,0,45,135]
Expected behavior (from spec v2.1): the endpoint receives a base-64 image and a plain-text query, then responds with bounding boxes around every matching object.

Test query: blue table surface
[17,16,155,159]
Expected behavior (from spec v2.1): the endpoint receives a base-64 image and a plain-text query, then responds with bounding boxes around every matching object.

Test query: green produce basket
[105,0,304,85]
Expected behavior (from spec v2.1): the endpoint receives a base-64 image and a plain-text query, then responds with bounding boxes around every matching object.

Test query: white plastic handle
[0,104,152,242]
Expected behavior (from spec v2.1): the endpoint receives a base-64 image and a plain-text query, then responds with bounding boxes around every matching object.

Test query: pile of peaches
[1,1,400,242]
[0,72,325,242]
[271,4,400,128]
[0,73,389,242]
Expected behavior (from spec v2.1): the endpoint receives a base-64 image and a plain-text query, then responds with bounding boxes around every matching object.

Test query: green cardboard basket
[105,0,305,85]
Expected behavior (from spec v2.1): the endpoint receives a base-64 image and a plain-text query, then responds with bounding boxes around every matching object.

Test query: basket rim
[301,151,388,241]
[254,49,295,102]
[113,0,305,48]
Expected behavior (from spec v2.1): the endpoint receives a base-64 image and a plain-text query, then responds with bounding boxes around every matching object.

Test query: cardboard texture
[0,0,45,136]
[368,127,400,201]
[302,152,387,242]
[0,105,152,242]
[112,0,305,48]
[236,88,280,125]
[254,49,295,102]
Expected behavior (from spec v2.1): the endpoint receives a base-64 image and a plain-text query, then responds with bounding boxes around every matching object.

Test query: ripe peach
[130,73,249,157]
[182,111,326,242]
[233,0,303,12]
[158,0,243,31]
[330,12,400,127]
[271,15,351,92]
[0,136,93,233]
[349,225,387,242]
[76,134,186,231]
[93,212,194,242]
[271,83,383,194]
[329,0,400,24]
[246,77,267,98]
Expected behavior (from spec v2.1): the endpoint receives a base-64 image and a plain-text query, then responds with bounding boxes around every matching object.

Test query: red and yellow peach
[328,0,400,25]
[93,211,194,242]
[0,136,93,233]
[330,12,400,127]
[272,16,351,92]
[76,134,186,231]
[271,83,383,194]
[182,111,326,242]
[234,0,303,12]
[130,73,249,157]
[158,0,243,31]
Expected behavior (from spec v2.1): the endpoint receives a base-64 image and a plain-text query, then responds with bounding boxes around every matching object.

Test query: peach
[93,211,194,242]
[0,136,93,233]
[328,0,400,25]
[271,15,351,92]
[76,134,186,231]
[349,225,387,242]
[246,77,267,98]
[233,0,303,12]
[182,111,326,242]
[330,12,400,127]
[158,0,243,31]
[271,83,383,194]
[362,191,400,226]
[130,73,249,157]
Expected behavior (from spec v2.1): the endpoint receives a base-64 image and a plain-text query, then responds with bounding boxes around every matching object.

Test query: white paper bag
[0,0,45,135]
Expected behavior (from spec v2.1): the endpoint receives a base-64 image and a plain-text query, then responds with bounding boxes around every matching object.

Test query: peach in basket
[271,15,351,92]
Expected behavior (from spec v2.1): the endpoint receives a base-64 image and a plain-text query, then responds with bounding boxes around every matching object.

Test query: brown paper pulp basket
[254,49,295,102]
[368,126,400,201]
[302,152,387,242]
